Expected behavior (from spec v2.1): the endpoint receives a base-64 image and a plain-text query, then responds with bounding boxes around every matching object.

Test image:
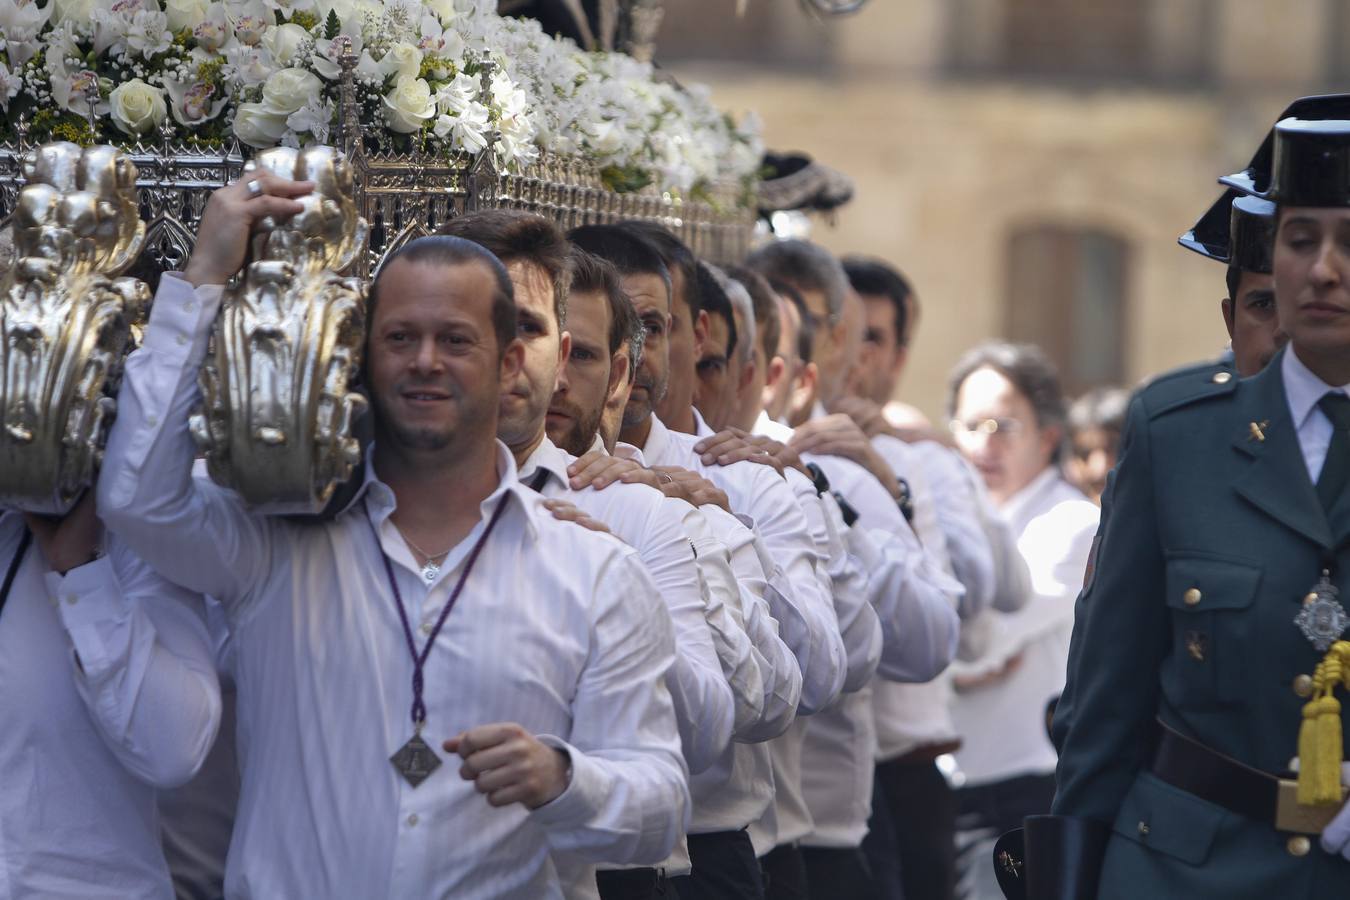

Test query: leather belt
[1149,723,1341,835]
[893,738,963,764]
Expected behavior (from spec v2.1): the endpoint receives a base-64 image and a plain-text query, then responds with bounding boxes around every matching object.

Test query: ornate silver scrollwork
[188,146,369,513]
[0,142,147,513]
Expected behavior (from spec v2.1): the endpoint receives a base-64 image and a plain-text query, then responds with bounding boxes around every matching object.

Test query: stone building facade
[658,0,1350,419]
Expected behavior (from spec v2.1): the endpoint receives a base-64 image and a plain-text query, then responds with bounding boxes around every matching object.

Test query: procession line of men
[2,151,1120,898]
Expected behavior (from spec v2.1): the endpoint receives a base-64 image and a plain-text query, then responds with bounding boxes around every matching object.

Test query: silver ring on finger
[658,472,674,484]
[245,178,263,198]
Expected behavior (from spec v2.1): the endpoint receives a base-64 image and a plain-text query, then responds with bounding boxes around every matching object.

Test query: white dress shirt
[639,413,846,716]
[0,514,221,899]
[950,467,1099,786]
[754,413,962,847]
[520,436,733,777]
[98,274,689,899]
[610,441,801,842]
[1283,344,1350,481]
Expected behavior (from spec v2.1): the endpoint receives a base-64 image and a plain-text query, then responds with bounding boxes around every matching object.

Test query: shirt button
[176,334,188,346]
[1287,835,1311,857]
[1183,588,1202,607]
[420,623,433,636]
[146,414,159,428]
[1293,674,1314,698]
[64,594,78,605]
[183,300,195,312]
[407,814,419,827]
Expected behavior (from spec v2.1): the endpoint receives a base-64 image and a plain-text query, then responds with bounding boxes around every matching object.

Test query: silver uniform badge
[1294,570,1349,652]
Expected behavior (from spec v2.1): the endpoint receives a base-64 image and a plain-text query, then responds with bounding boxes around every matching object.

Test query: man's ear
[764,355,788,391]
[1220,298,1236,340]
[607,350,629,397]
[693,309,710,359]
[500,337,525,382]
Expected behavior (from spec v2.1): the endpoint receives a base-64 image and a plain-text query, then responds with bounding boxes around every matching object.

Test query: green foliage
[29,109,97,147]
[289,10,319,30]
[600,164,653,195]
[324,9,341,40]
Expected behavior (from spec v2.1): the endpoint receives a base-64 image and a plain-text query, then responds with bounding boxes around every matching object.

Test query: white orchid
[164,76,229,126]
[0,0,53,69]
[286,95,334,141]
[0,61,20,109]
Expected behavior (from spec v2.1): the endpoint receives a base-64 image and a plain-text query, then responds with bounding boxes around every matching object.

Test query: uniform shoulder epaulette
[1136,358,1238,419]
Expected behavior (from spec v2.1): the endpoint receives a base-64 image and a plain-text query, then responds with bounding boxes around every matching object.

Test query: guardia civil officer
[1018,115,1350,899]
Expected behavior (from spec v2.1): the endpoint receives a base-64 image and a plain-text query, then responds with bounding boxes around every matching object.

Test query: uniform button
[420,622,433,636]
[1212,371,1232,385]
[1137,821,1150,836]
[407,814,419,827]
[146,414,158,428]
[1294,675,1314,698]
[1183,588,1202,607]
[1305,592,1319,607]
[1287,835,1311,857]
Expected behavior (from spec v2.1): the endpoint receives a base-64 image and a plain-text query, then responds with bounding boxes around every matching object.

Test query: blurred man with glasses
[944,342,1099,900]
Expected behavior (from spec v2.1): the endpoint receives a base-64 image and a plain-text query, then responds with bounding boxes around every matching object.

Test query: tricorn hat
[1218,93,1350,197]
[1178,191,1275,274]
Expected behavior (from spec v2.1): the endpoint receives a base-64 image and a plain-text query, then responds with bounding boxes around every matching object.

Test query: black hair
[370,235,517,357]
[772,278,814,365]
[696,261,738,360]
[616,221,701,316]
[1225,265,1242,304]
[843,256,911,347]
[568,224,672,305]
[438,210,573,327]
[570,247,640,359]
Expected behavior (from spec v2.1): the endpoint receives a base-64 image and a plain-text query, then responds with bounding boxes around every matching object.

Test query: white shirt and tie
[0,515,221,899]
[97,275,689,899]
[1283,343,1350,481]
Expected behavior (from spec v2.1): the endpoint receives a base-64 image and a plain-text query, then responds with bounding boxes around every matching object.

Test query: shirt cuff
[141,273,224,363]
[529,735,607,829]
[47,556,127,674]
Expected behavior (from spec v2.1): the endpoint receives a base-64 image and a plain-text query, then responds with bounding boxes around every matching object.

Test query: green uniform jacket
[1052,350,1350,898]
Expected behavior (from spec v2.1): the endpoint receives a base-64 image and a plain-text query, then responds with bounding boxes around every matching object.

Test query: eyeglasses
[949,417,1025,440]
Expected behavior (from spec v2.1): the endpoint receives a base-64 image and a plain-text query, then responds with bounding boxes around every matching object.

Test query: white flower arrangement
[0,0,764,199]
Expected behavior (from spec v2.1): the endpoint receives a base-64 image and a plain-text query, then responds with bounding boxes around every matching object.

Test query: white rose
[263,22,309,65]
[164,0,208,31]
[233,101,289,148]
[379,42,422,81]
[109,78,167,135]
[382,76,434,134]
[261,66,323,116]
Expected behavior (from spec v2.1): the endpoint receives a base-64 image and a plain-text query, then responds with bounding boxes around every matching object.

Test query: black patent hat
[1178,191,1275,273]
[1218,94,1350,197]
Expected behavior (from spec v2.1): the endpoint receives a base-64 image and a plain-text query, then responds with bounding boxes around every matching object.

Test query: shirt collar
[1283,344,1350,431]
[340,440,537,539]
[641,414,673,464]
[517,436,572,491]
[810,401,828,421]
[613,441,646,465]
[999,465,1062,524]
[754,409,794,442]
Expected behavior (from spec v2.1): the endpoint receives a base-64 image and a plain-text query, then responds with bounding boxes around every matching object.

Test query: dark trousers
[597,867,679,900]
[761,843,808,900]
[800,846,881,900]
[863,757,958,900]
[669,830,764,900]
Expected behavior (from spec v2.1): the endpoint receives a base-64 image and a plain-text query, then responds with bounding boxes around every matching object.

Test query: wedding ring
[658,472,674,484]
[245,178,263,198]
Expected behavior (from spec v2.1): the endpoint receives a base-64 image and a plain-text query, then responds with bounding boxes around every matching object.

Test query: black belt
[1149,722,1340,834]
